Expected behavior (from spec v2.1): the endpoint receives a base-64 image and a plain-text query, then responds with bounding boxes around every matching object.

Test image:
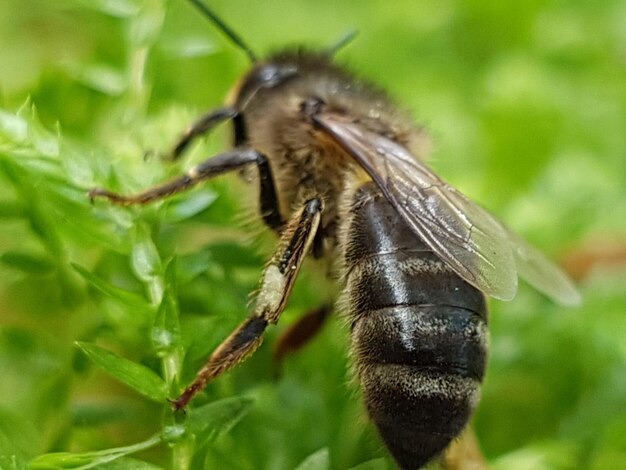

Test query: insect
[89,1,581,468]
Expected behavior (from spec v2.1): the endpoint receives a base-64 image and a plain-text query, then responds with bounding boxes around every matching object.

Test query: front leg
[168,106,238,160]
[89,149,259,205]
[172,197,323,410]
[89,148,284,230]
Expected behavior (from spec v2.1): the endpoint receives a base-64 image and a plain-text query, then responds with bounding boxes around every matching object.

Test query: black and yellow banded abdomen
[342,182,488,469]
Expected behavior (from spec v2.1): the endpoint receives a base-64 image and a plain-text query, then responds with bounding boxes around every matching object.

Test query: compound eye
[258,65,279,83]
[255,64,297,88]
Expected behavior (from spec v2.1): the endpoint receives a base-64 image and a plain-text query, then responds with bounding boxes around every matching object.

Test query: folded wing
[314,113,580,305]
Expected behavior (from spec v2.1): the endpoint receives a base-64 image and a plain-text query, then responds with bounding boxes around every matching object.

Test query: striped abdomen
[342,182,488,469]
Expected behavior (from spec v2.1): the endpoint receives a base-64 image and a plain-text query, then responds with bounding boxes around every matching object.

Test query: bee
[89,1,581,468]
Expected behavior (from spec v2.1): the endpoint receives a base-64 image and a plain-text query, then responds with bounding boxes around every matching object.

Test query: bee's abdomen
[342,183,488,469]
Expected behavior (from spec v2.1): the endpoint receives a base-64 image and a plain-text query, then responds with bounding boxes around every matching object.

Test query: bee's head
[231,47,359,111]
[231,60,299,109]
[187,0,357,109]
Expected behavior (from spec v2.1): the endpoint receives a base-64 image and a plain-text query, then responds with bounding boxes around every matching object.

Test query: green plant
[0,1,624,469]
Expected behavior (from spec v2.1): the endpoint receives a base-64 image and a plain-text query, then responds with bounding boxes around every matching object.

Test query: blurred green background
[0,0,625,469]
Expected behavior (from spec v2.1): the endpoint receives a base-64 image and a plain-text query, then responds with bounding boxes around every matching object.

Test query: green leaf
[176,250,213,284]
[0,251,56,274]
[61,144,96,188]
[72,264,150,310]
[185,396,254,448]
[151,259,181,356]
[295,448,330,470]
[131,223,163,303]
[75,64,127,96]
[26,105,59,157]
[131,223,162,281]
[128,0,166,48]
[28,434,161,469]
[0,108,27,143]
[164,191,217,222]
[76,342,167,403]
[29,452,94,469]
[1,0,624,468]
[0,157,65,257]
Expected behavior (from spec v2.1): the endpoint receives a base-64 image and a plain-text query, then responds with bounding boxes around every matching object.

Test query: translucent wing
[314,113,580,305]
[505,227,581,306]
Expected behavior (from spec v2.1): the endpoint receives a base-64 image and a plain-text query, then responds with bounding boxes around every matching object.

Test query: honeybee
[89,1,581,468]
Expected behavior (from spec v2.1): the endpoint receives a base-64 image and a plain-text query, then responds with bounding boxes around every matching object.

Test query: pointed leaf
[295,448,330,470]
[131,223,162,283]
[151,259,181,356]
[0,108,27,143]
[28,434,161,469]
[128,0,166,47]
[176,250,213,284]
[185,396,254,448]
[164,190,217,222]
[72,264,150,310]
[27,105,59,157]
[76,342,167,403]
[29,452,93,469]
[0,251,56,274]
[131,223,163,304]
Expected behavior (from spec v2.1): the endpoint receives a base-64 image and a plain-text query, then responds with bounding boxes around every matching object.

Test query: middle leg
[171,197,323,410]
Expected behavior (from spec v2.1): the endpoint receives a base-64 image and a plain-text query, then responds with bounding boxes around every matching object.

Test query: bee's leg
[273,304,332,363]
[89,149,283,231]
[171,197,323,410]
[167,106,238,160]
[256,152,284,231]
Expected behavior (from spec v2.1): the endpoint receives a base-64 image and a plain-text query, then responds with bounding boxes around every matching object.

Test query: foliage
[0,0,624,469]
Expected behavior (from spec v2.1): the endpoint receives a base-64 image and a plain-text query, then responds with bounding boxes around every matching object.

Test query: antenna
[187,0,257,63]
[327,29,358,56]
